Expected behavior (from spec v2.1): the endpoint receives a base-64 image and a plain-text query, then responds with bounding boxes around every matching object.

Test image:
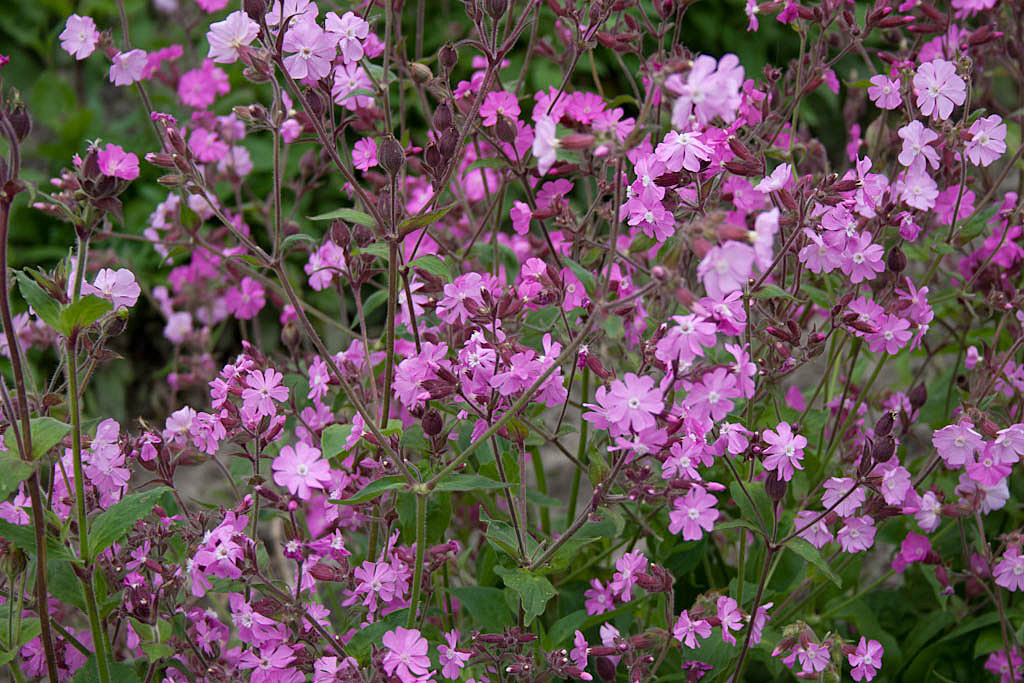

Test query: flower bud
[909,383,927,410]
[871,435,895,464]
[378,135,405,177]
[439,127,459,159]
[7,102,31,143]
[873,411,894,437]
[352,222,374,247]
[433,103,453,132]
[765,471,787,501]
[244,0,267,21]
[422,408,443,436]
[484,0,508,19]
[887,245,907,273]
[409,62,433,83]
[439,43,458,72]
[495,116,517,144]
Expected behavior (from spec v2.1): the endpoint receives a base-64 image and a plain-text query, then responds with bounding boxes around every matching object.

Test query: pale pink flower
[325,11,369,63]
[272,442,331,500]
[207,11,260,64]
[966,114,1007,167]
[60,14,99,60]
[109,49,147,86]
[83,268,141,309]
[381,627,432,682]
[913,59,966,120]
[867,74,901,109]
[668,485,719,540]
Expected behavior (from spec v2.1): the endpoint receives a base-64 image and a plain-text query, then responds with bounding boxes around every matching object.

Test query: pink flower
[585,373,664,434]
[178,60,230,109]
[966,114,1007,167]
[109,49,148,86]
[627,196,675,242]
[840,231,885,284]
[664,53,744,126]
[899,168,938,211]
[866,314,911,355]
[348,560,400,612]
[672,610,712,648]
[332,63,374,110]
[698,242,755,298]
[985,649,1024,682]
[892,532,932,573]
[242,368,289,418]
[325,11,369,63]
[821,477,864,517]
[932,420,983,468]
[913,59,966,120]
[225,277,266,319]
[837,515,876,553]
[717,596,743,645]
[867,74,901,110]
[83,268,141,309]
[668,485,720,540]
[60,14,99,60]
[511,200,531,235]
[381,627,432,683]
[532,117,559,175]
[584,579,614,615]
[97,143,140,180]
[352,138,378,170]
[754,163,792,193]
[570,631,591,676]
[196,0,229,11]
[272,442,331,500]
[994,548,1024,592]
[283,20,336,81]
[848,637,883,681]
[655,130,711,173]
[762,422,806,481]
[438,630,470,680]
[238,645,297,683]
[897,120,939,171]
[207,11,260,64]
[480,90,520,126]
[610,550,647,601]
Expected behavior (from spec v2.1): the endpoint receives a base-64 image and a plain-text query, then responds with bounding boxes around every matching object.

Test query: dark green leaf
[398,204,455,234]
[3,416,71,461]
[0,452,34,499]
[754,284,800,302]
[408,254,452,280]
[59,295,112,333]
[308,208,375,226]
[70,655,142,683]
[89,487,171,560]
[450,586,512,633]
[434,474,514,492]
[16,271,61,332]
[494,565,556,625]
[785,537,842,587]
[0,519,74,563]
[545,609,588,649]
[334,476,405,505]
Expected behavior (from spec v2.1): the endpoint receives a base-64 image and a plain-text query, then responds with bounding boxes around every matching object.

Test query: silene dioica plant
[1,0,1024,680]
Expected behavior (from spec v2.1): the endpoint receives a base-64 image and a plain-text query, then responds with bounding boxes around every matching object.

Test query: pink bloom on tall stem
[533,117,559,175]
[761,422,806,481]
[480,90,520,126]
[994,548,1024,591]
[207,11,260,64]
[584,579,614,615]
[225,277,266,319]
[966,114,1007,167]
[242,368,289,418]
[325,11,369,63]
[272,442,331,500]
[672,610,712,648]
[381,627,432,682]
[848,637,884,681]
[668,485,720,540]
[60,14,99,60]
[913,59,966,120]
[109,49,147,86]
[610,550,647,601]
[837,515,877,553]
[717,596,743,645]
[83,268,141,309]
[352,138,378,170]
[282,20,336,81]
[867,74,901,109]
[97,143,140,180]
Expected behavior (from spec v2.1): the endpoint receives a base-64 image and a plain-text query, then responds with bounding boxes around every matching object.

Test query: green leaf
[754,283,800,302]
[714,519,764,535]
[0,519,74,563]
[16,271,62,331]
[957,206,998,243]
[434,474,514,492]
[728,481,772,535]
[450,586,512,633]
[359,243,391,260]
[785,537,842,587]
[398,204,456,234]
[140,642,176,660]
[3,416,71,461]
[408,254,452,280]
[59,295,112,333]
[89,487,171,560]
[307,207,375,226]
[321,423,352,460]
[464,157,509,174]
[494,566,556,625]
[334,476,405,505]
[346,609,407,663]
[280,233,320,251]
[70,655,142,683]
[545,609,588,649]
[0,452,35,499]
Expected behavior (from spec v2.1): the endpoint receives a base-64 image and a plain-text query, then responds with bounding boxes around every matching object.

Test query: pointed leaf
[307,207,375,226]
[89,487,172,560]
[333,476,405,505]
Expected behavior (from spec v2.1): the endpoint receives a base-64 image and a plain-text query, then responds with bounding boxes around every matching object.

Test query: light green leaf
[785,537,842,587]
[494,565,556,625]
[89,487,171,560]
[16,271,62,332]
[59,295,112,333]
[307,207,375,226]
[434,474,514,492]
[333,476,405,505]
[398,204,455,234]
[408,254,452,280]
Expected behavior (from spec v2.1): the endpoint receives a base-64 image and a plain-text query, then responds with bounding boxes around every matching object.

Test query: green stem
[407,494,427,628]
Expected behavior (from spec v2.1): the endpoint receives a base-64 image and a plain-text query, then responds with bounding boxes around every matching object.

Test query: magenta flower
[238,645,297,683]
[195,0,229,10]
[668,485,719,540]
[283,20,336,81]
[892,532,932,573]
[966,114,1007,167]
[109,49,147,86]
[821,477,864,518]
[717,596,743,645]
[570,630,590,673]
[913,59,966,120]
[225,277,266,320]
[207,11,260,64]
[610,550,647,601]
[840,231,885,284]
[242,368,289,418]
[96,143,140,180]
[866,314,912,355]
[899,168,938,211]
[932,420,983,468]
[60,14,99,60]
[867,74,901,110]
[272,442,331,500]
[348,560,400,612]
[985,650,1024,682]
[590,372,664,434]
[684,368,740,423]
[437,630,470,680]
[332,63,374,110]
[697,241,755,298]
[655,129,712,173]
[848,637,884,681]
[994,548,1024,592]
[762,422,806,481]
[672,610,712,648]
[83,268,141,309]
[381,627,432,683]
[352,138,378,171]
[837,515,876,553]
[325,11,369,63]
[480,90,520,126]
[583,578,614,616]
[178,60,230,109]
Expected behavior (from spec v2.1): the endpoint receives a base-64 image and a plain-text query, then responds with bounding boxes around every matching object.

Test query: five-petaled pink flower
[60,14,99,60]
[207,11,260,64]
[83,268,141,309]
[242,368,289,418]
[672,610,712,648]
[762,422,806,481]
[668,485,720,540]
[381,627,432,683]
[272,442,331,500]
[848,637,884,681]
[480,90,520,126]
[109,49,148,86]
[994,547,1024,592]
[913,59,966,120]
[97,143,140,180]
